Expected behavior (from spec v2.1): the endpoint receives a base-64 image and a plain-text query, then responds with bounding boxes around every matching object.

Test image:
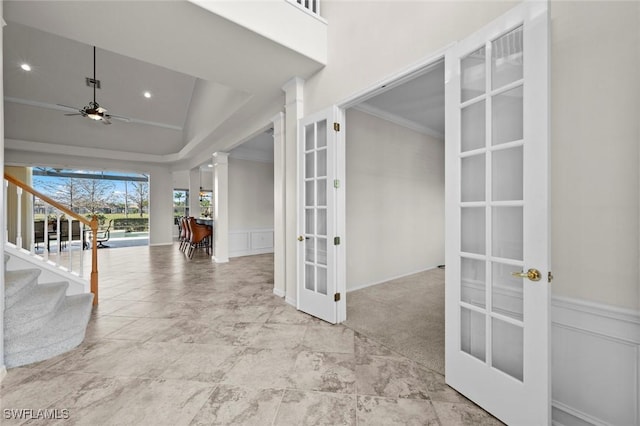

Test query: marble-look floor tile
[431,401,505,425]
[357,395,439,425]
[84,316,137,342]
[274,390,356,426]
[356,355,431,400]
[267,305,317,325]
[159,344,243,383]
[191,322,263,347]
[201,304,276,324]
[248,323,307,350]
[41,376,214,426]
[289,351,356,394]
[423,370,469,404]
[45,340,182,379]
[102,317,182,342]
[302,325,355,354]
[189,385,284,426]
[221,347,297,389]
[355,332,395,361]
[90,299,137,316]
[0,370,97,414]
[106,300,173,318]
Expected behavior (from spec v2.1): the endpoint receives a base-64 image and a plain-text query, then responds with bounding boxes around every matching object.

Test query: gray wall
[346,109,444,290]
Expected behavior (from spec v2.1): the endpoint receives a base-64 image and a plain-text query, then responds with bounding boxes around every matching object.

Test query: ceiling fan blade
[64,113,83,116]
[108,114,131,122]
[101,117,112,125]
[96,106,108,113]
[57,103,81,111]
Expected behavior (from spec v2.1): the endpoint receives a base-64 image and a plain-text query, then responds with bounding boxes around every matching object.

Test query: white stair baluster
[4,180,8,243]
[67,217,72,272]
[55,213,61,266]
[16,187,23,249]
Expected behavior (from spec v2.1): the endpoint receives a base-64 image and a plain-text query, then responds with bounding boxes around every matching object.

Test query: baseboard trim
[149,242,173,247]
[347,265,440,292]
[273,288,285,298]
[213,256,229,264]
[552,400,609,426]
[0,365,6,383]
[285,296,296,307]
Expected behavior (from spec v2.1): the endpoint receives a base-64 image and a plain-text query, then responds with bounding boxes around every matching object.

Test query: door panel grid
[303,119,329,297]
[458,25,525,382]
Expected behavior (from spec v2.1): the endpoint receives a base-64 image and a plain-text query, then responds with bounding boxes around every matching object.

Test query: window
[173,189,189,219]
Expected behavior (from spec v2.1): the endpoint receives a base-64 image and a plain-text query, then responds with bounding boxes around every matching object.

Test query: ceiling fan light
[87,113,102,121]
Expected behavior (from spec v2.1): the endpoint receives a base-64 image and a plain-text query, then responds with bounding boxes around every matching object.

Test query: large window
[173,189,189,219]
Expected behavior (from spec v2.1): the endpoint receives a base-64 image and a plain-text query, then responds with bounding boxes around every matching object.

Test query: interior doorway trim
[337,43,453,110]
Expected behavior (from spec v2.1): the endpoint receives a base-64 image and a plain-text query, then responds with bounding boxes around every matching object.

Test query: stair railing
[4,173,100,305]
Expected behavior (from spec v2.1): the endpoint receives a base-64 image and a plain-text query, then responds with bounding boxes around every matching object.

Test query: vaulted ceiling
[3,0,325,167]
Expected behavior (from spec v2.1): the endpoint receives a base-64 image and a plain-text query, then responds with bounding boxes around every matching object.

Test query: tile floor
[1,245,502,425]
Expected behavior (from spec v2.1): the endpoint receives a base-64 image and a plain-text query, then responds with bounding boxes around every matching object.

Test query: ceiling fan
[58,46,130,125]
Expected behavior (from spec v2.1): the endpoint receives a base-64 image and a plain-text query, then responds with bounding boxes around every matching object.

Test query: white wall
[227,157,274,258]
[302,0,640,312]
[345,109,444,290]
[228,157,274,230]
[550,1,640,311]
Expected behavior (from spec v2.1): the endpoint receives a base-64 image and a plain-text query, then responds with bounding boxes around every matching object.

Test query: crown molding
[353,102,444,141]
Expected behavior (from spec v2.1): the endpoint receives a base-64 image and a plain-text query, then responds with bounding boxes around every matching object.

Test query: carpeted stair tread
[5,269,41,309]
[5,293,93,368]
[4,282,69,339]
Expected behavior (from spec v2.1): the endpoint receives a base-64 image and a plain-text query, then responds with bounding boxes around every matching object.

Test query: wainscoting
[229,228,274,258]
[551,297,640,426]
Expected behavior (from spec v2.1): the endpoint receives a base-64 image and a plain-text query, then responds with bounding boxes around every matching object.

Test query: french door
[444,2,551,425]
[297,107,343,324]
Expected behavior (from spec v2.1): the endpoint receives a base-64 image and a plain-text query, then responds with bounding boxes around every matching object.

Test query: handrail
[4,173,100,305]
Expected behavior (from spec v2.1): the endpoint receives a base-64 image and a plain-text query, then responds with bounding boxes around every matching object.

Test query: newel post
[90,215,99,305]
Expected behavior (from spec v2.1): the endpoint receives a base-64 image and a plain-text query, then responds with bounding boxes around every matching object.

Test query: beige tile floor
[1,245,502,425]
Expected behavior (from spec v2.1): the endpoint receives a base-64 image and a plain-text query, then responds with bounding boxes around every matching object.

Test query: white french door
[444,2,550,425]
[297,107,343,324]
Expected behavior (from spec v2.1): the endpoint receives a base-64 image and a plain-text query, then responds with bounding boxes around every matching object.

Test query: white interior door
[444,2,550,425]
[297,107,342,324]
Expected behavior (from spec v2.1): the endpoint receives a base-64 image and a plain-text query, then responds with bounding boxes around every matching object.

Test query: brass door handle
[512,268,542,282]
[298,236,306,242]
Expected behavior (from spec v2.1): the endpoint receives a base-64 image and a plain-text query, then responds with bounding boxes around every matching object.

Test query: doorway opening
[341,59,446,373]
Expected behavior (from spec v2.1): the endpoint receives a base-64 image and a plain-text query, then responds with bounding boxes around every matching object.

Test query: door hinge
[334,179,340,189]
[334,292,341,302]
[333,122,340,132]
[334,236,340,245]
[548,271,554,283]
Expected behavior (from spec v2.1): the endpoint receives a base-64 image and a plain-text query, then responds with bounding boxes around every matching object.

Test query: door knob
[512,268,542,282]
[298,235,304,242]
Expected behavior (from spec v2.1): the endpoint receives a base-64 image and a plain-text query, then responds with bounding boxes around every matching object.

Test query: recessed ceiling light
[207,164,213,168]
[20,63,32,71]
[143,91,152,98]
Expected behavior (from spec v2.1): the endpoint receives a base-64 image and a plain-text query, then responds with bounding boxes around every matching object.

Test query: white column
[148,167,174,246]
[213,152,229,263]
[188,167,200,218]
[282,77,304,306]
[272,112,286,298]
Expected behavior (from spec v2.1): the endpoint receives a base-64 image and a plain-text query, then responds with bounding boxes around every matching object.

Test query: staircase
[3,172,99,368]
[4,252,94,368]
